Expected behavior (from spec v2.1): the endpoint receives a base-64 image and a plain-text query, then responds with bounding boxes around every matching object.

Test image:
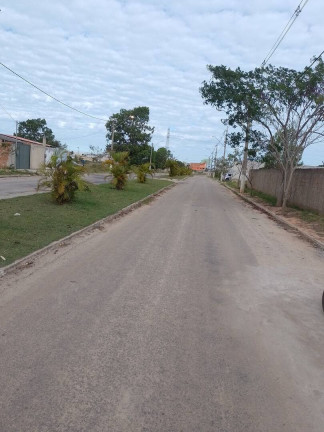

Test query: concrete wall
[250,168,324,215]
[30,144,45,170]
[45,147,55,164]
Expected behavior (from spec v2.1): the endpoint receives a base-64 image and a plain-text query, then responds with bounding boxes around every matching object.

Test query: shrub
[38,150,89,204]
[166,159,179,176]
[132,162,153,183]
[166,159,192,177]
[105,151,129,190]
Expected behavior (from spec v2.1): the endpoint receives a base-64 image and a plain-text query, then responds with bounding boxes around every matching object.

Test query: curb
[0,182,176,277]
[221,182,324,251]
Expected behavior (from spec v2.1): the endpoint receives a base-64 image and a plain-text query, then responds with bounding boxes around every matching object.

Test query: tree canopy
[105,106,154,165]
[16,118,62,147]
[154,147,172,169]
[200,58,324,208]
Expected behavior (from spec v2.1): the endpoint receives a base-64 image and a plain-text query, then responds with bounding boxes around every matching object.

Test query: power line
[0,101,17,123]
[261,0,310,67]
[0,61,107,122]
[62,130,104,141]
[301,50,324,76]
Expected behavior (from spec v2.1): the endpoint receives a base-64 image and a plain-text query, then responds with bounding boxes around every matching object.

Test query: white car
[224,173,232,181]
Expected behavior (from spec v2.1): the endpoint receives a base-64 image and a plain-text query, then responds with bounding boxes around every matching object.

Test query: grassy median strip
[0,179,171,266]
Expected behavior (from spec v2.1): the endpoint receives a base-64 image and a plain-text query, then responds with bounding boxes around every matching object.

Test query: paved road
[0,173,110,199]
[0,176,323,431]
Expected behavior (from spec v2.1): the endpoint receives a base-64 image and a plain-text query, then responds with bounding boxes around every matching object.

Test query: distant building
[0,134,51,170]
[228,161,264,180]
[190,162,207,172]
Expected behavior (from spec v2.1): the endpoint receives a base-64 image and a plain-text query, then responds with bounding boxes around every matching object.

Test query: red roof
[0,134,51,147]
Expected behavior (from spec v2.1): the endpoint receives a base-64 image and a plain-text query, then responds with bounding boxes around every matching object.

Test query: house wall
[250,168,324,215]
[190,163,206,172]
[0,142,12,168]
[30,144,45,170]
[229,161,264,181]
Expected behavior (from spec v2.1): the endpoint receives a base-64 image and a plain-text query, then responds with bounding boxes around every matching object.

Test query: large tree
[16,118,62,147]
[154,147,172,169]
[200,65,264,192]
[200,58,324,209]
[105,106,154,165]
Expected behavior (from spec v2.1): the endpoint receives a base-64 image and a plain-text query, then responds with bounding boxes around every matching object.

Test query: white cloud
[0,0,323,162]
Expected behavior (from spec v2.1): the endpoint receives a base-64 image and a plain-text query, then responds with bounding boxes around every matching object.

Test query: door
[16,142,30,169]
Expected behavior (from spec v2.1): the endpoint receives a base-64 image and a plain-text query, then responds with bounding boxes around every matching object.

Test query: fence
[250,168,324,215]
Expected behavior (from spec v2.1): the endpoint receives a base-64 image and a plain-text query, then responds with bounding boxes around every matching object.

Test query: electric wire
[261,0,310,67]
[0,101,17,123]
[299,50,324,78]
[0,61,107,122]
[62,130,104,141]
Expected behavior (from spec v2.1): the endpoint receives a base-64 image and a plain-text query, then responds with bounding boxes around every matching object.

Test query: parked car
[224,173,232,181]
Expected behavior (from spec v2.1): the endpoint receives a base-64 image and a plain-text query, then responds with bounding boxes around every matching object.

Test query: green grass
[0,179,171,266]
[246,188,277,206]
[224,180,277,206]
[84,162,107,173]
[160,175,190,179]
[285,207,324,235]
[0,169,38,176]
[226,180,239,189]
[299,209,323,224]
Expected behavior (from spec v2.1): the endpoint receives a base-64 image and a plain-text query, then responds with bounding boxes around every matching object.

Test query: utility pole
[240,121,251,193]
[214,145,218,177]
[111,119,116,152]
[223,127,228,159]
[166,128,170,150]
[15,121,18,169]
[149,143,154,170]
[221,127,228,181]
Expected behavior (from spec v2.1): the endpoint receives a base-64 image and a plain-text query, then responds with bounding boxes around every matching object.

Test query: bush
[105,151,129,190]
[166,159,192,177]
[132,162,153,183]
[38,150,89,204]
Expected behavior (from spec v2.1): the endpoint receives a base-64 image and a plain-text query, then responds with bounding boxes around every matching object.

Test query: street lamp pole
[111,119,116,152]
[149,143,154,170]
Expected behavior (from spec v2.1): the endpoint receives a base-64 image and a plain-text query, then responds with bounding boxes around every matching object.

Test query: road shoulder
[220,181,324,251]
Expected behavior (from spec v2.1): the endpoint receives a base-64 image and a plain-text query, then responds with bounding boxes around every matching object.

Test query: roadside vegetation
[222,179,323,239]
[104,151,130,190]
[166,159,192,177]
[201,57,324,209]
[132,162,153,183]
[0,179,171,267]
[83,162,107,173]
[38,150,89,204]
[0,168,38,176]
[0,104,192,267]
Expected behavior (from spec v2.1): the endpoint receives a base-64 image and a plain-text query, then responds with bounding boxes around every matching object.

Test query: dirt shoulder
[222,181,324,249]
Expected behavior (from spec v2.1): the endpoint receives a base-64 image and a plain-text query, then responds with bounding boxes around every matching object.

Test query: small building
[0,134,52,170]
[228,161,264,181]
[190,162,207,172]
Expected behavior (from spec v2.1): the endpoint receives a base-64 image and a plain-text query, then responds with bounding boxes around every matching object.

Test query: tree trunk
[281,166,295,213]
[240,122,250,193]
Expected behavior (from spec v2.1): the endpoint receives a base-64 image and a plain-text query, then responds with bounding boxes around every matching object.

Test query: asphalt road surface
[0,176,323,432]
[0,173,110,199]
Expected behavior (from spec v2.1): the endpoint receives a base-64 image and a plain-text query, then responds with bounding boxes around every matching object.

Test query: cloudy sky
[0,0,323,164]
